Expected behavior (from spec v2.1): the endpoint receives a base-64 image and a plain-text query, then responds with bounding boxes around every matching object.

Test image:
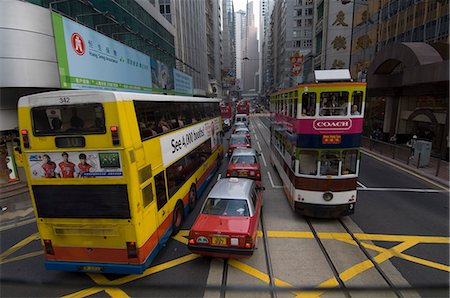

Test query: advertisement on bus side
[27,151,123,179]
[160,118,220,167]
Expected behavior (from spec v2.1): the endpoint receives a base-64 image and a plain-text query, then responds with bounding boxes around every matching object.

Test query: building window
[305,8,313,16]
[305,18,313,27]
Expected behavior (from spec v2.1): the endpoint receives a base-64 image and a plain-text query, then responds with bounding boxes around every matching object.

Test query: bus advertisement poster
[27,151,123,179]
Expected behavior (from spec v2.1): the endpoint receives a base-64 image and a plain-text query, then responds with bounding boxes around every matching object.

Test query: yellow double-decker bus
[18,90,223,274]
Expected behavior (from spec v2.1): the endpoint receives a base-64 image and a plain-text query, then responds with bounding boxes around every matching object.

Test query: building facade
[235,10,246,90]
[205,0,223,97]
[221,0,237,99]
[270,0,314,90]
[241,1,259,93]
[259,0,274,97]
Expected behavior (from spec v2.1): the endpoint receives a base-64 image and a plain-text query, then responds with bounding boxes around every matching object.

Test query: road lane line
[257,141,262,151]
[357,187,445,193]
[217,174,221,181]
[260,152,267,167]
[267,172,283,188]
[104,288,131,298]
[228,259,302,296]
[0,232,40,260]
[357,181,367,188]
[361,149,449,191]
[254,134,258,140]
[0,251,43,265]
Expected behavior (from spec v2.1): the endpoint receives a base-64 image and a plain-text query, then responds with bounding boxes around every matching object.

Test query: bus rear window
[31,104,106,135]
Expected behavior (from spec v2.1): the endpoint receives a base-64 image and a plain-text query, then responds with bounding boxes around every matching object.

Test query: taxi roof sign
[314,69,352,82]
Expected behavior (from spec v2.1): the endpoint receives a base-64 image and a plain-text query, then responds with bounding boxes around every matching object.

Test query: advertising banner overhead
[51,12,193,95]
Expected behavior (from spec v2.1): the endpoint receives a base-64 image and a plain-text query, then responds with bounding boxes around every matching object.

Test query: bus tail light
[110,126,120,146]
[256,171,261,178]
[226,171,231,177]
[188,238,195,244]
[126,241,138,258]
[44,239,54,255]
[21,129,30,148]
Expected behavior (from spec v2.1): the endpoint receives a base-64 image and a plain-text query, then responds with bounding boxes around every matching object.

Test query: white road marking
[257,141,262,151]
[357,187,445,193]
[260,152,267,167]
[357,181,367,188]
[254,134,258,140]
[217,174,221,181]
[267,172,283,189]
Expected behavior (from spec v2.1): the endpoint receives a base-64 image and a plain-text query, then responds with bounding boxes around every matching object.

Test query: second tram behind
[270,70,365,218]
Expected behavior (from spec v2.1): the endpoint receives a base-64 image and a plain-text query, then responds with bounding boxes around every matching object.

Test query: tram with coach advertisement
[270,70,365,218]
[18,90,223,274]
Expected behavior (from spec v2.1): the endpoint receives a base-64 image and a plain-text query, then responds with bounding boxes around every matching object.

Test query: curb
[361,148,449,190]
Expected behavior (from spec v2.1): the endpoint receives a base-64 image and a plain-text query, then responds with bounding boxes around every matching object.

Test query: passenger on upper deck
[351,104,360,115]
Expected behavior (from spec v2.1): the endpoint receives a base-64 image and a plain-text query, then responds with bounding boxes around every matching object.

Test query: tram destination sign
[322,135,342,145]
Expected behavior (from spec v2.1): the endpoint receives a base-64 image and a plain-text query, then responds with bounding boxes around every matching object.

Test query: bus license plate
[80,266,103,272]
[238,171,248,177]
[212,236,227,245]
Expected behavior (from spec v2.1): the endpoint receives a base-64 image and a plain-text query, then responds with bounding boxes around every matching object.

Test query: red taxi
[227,134,251,156]
[226,148,261,185]
[188,178,264,258]
[233,127,251,144]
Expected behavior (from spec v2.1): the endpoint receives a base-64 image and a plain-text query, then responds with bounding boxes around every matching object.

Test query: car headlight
[323,192,333,201]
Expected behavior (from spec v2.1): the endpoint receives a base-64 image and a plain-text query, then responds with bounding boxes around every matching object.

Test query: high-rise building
[174,0,209,95]
[235,10,246,90]
[242,1,259,92]
[222,0,237,98]
[270,0,314,90]
[206,0,223,97]
[259,0,274,96]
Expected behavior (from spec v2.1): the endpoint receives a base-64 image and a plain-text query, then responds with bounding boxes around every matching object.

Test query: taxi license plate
[238,171,248,177]
[211,236,227,245]
[80,266,103,272]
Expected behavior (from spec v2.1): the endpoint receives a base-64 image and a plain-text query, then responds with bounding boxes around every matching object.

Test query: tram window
[292,97,298,118]
[342,150,358,175]
[320,151,339,176]
[319,92,349,116]
[351,91,363,115]
[299,151,318,175]
[302,93,316,116]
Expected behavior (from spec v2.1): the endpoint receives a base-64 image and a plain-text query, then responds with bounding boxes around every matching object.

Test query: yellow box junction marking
[2,230,449,297]
[0,232,42,265]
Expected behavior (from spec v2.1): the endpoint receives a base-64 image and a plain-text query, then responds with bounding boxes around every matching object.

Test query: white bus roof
[314,69,352,82]
[18,90,221,107]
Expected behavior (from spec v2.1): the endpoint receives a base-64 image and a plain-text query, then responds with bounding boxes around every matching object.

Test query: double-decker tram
[18,90,223,274]
[270,70,365,218]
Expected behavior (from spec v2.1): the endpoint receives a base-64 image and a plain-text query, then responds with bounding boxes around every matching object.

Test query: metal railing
[361,136,449,183]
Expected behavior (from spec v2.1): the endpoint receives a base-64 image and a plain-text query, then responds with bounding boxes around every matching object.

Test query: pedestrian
[389,134,397,144]
[406,135,418,159]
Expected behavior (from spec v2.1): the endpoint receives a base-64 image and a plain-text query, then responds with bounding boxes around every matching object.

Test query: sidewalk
[0,167,34,230]
[361,137,449,189]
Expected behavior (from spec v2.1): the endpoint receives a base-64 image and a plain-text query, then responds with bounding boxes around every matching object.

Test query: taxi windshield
[230,136,248,145]
[202,198,250,216]
[31,104,106,135]
[230,155,256,164]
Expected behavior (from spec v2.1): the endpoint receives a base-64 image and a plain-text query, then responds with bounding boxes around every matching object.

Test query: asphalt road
[0,115,448,297]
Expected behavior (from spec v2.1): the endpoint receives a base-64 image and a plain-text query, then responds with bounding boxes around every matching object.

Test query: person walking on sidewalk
[407,135,418,159]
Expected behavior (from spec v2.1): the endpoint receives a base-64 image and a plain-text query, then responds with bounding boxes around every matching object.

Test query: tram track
[216,120,276,297]
[252,115,405,297]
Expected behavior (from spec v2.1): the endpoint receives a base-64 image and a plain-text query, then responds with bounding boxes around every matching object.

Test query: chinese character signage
[322,135,342,145]
[326,2,354,69]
